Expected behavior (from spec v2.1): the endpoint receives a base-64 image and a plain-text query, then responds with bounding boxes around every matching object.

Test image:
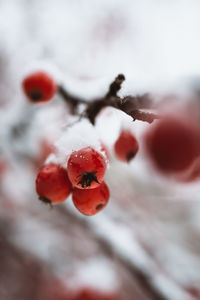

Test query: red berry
[72,181,110,216]
[67,147,107,189]
[144,116,200,173]
[114,130,139,162]
[36,163,72,204]
[22,71,57,103]
[74,287,117,300]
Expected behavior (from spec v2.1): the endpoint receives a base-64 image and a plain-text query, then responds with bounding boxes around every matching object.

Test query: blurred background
[1,0,200,299]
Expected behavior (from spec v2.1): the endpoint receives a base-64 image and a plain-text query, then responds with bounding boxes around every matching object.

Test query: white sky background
[0,0,200,95]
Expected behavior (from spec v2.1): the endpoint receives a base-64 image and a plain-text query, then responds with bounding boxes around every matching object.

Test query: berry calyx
[114,130,139,162]
[36,163,72,204]
[22,71,57,103]
[144,115,200,173]
[77,171,99,188]
[67,147,107,189]
[72,181,110,216]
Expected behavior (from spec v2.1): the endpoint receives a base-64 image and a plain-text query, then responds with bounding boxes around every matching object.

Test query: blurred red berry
[73,287,117,300]
[67,147,107,189]
[36,163,72,205]
[22,71,57,103]
[73,287,118,300]
[144,116,200,173]
[72,181,110,216]
[114,130,139,162]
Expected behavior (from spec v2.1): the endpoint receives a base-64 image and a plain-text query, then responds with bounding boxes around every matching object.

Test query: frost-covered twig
[58,74,159,125]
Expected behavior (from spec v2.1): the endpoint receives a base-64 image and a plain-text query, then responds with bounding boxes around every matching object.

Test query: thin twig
[58,75,158,125]
[58,85,87,114]
[106,73,125,98]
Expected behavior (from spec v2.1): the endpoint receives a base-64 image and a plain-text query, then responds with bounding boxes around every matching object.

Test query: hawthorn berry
[22,71,57,103]
[36,163,72,205]
[73,287,117,300]
[114,130,139,162]
[67,147,107,189]
[72,181,110,216]
[144,116,200,173]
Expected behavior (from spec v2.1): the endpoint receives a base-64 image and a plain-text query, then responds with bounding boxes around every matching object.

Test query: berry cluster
[22,70,200,217]
[22,71,141,216]
[36,146,109,216]
[35,130,139,215]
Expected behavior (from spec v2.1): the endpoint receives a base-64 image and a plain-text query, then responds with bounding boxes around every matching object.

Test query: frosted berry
[144,116,200,173]
[36,163,72,205]
[72,181,110,216]
[114,130,139,162]
[22,71,57,103]
[67,147,107,189]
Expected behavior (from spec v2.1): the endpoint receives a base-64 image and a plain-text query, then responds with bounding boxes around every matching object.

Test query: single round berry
[22,71,57,103]
[67,147,107,189]
[74,287,117,300]
[72,181,110,216]
[144,116,200,173]
[114,130,139,162]
[36,163,72,205]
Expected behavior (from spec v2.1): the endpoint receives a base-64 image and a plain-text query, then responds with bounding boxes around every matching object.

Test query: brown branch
[58,75,158,125]
[105,73,125,98]
[126,110,159,124]
[58,85,87,114]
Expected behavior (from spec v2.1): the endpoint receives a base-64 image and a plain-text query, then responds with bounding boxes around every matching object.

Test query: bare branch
[58,85,87,114]
[106,73,125,98]
[58,75,158,125]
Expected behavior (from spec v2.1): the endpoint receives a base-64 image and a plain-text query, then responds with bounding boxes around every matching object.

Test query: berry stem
[128,110,160,124]
[105,73,125,98]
